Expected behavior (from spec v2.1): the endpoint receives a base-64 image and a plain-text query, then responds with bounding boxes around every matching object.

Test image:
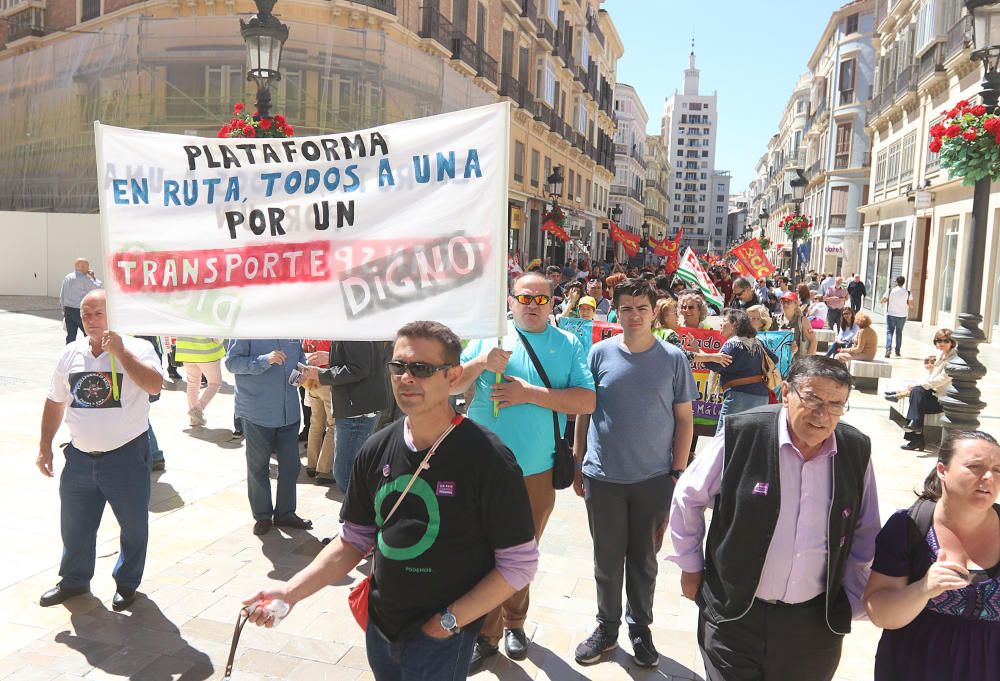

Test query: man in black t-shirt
[244,321,538,681]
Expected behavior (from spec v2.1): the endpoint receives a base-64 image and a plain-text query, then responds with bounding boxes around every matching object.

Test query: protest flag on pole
[675,247,724,309]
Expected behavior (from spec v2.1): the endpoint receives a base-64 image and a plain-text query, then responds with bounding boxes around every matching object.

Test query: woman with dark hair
[701,308,777,434]
[797,282,812,306]
[864,431,1000,681]
[825,306,860,357]
[886,329,958,451]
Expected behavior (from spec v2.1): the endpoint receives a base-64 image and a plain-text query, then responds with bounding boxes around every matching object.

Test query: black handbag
[515,329,575,490]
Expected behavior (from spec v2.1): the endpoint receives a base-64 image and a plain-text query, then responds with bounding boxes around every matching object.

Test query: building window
[900,132,917,185]
[875,149,887,190]
[530,150,540,187]
[839,59,856,105]
[514,142,525,182]
[939,217,960,314]
[716,217,724,225]
[926,117,943,174]
[835,123,852,169]
[716,194,725,202]
[81,0,100,22]
[845,12,859,34]
[716,206,724,213]
[885,140,901,188]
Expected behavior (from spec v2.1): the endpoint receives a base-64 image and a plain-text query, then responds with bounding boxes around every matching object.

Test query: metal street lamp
[788,168,807,282]
[939,0,998,433]
[640,221,650,266]
[241,0,289,120]
[545,166,564,203]
[609,203,622,223]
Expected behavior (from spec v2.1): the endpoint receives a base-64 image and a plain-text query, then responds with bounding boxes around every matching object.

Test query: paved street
[1,295,998,681]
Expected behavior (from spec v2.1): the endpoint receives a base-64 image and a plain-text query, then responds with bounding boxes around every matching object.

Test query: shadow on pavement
[184,427,243,450]
[149,475,185,513]
[54,594,214,680]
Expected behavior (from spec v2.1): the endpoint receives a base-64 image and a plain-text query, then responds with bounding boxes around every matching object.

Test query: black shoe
[201,377,208,387]
[902,441,925,451]
[167,369,182,380]
[112,590,137,612]
[253,519,272,535]
[574,625,619,665]
[504,627,529,661]
[39,584,89,607]
[305,468,317,478]
[895,352,902,358]
[298,430,309,442]
[314,476,336,486]
[468,637,499,674]
[883,392,898,403]
[151,459,165,471]
[629,628,658,668]
[884,350,891,359]
[274,513,313,530]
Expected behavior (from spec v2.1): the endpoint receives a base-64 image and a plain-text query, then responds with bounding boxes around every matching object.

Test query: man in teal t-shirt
[455,271,595,671]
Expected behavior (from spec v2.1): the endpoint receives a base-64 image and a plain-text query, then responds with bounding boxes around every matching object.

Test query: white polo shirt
[886,286,910,318]
[47,335,162,452]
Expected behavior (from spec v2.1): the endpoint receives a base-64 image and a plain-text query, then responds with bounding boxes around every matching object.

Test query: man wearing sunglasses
[244,321,538,680]
[667,356,880,681]
[454,271,595,671]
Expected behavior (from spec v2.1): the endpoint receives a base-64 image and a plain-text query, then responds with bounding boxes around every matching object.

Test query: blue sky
[603,0,845,192]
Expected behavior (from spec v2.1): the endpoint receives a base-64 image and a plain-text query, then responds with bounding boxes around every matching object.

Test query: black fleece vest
[699,405,870,635]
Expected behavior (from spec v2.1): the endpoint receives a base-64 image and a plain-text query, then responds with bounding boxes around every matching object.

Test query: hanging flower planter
[929,99,1000,185]
[759,236,772,251]
[778,214,812,243]
[542,204,565,228]
[217,102,294,139]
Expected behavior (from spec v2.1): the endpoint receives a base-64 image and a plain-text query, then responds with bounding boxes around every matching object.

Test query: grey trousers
[584,472,674,631]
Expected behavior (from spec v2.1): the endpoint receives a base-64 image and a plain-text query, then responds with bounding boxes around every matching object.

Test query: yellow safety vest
[174,337,226,364]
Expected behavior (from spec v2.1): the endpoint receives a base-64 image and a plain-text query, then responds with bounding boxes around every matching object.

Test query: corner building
[0,0,621,268]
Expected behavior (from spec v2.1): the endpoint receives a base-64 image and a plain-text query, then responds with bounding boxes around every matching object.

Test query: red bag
[348,576,371,630]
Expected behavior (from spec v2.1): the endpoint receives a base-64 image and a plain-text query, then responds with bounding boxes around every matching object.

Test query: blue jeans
[715,390,771,435]
[243,420,300,521]
[59,433,151,592]
[365,619,479,681]
[63,306,84,344]
[148,422,164,464]
[885,315,906,354]
[334,414,380,494]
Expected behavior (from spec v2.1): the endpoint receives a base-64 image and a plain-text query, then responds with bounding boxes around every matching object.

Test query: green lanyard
[109,355,120,401]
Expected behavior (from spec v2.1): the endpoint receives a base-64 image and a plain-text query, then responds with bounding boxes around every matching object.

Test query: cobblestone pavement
[1,295,998,681]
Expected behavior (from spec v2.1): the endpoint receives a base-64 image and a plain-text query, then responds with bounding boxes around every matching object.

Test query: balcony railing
[349,0,396,13]
[838,89,855,107]
[451,31,478,70]
[945,16,969,61]
[536,17,555,47]
[834,154,850,170]
[894,64,916,98]
[533,99,553,127]
[919,43,944,81]
[419,5,452,49]
[519,0,535,24]
[477,50,498,85]
[5,4,45,41]
[588,12,604,47]
[829,215,847,229]
[811,96,827,120]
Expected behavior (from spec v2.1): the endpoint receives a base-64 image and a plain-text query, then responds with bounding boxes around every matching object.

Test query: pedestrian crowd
[33,256,999,681]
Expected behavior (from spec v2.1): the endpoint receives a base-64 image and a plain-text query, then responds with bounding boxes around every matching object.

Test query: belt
[722,375,765,391]
[755,593,825,608]
[73,433,147,458]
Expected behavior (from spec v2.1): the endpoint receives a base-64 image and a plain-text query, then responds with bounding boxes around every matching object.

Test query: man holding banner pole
[455,271,595,671]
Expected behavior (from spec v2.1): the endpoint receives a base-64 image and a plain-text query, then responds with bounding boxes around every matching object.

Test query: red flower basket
[930,99,1000,184]
[218,103,294,139]
[778,214,812,243]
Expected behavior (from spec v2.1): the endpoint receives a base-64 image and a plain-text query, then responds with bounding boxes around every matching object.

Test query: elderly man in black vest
[667,355,881,681]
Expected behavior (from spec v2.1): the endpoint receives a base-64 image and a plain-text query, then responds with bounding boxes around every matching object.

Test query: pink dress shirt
[667,408,880,617]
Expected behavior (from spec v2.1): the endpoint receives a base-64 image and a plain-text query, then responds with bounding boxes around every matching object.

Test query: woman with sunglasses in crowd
[824,306,860,357]
[884,329,958,452]
[864,430,1000,681]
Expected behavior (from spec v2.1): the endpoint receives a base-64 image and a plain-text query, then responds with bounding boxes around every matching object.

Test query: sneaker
[884,350,891,358]
[468,637,498,674]
[895,352,902,358]
[151,459,165,471]
[188,408,206,427]
[574,625,618,665]
[231,429,244,441]
[504,627,529,661]
[629,628,658,668]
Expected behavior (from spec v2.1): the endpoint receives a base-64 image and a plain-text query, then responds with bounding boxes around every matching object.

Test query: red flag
[542,218,570,242]
[609,222,640,256]
[663,229,683,273]
[731,259,750,276]
[727,238,775,279]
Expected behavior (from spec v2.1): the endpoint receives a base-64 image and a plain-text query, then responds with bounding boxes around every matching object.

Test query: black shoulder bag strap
[514,329,562,447]
[905,498,936,582]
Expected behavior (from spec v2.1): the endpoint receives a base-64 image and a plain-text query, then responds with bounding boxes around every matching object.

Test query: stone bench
[814,329,836,352]
[849,359,892,391]
[878,378,945,448]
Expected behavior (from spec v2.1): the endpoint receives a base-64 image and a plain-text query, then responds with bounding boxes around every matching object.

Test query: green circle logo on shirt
[374,475,441,561]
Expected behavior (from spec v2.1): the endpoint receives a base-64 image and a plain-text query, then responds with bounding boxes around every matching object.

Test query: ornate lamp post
[543,166,564,263]
[608,203,622,261]
[939,0,999,432]
[241,0,289,120]
[640,221,650,266]
[788,168,808,283]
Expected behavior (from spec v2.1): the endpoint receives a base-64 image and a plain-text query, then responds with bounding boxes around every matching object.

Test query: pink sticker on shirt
[752,482,769,496]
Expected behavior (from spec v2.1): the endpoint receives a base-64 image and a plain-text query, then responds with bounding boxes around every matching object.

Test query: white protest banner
[94,103,509,339]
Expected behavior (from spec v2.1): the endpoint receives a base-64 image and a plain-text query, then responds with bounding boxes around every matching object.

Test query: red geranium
[972,104,988,116]
[963,128,979,140]
[259,118,272,131]
[218,103,294,139]
[931,98,1000,183]
[929,139,943,153]
[945,124,962,138]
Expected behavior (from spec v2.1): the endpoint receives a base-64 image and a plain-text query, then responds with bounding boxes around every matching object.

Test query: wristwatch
[439,608,460,635]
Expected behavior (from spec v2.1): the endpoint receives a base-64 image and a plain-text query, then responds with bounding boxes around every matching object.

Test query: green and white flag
[675,247,724,309]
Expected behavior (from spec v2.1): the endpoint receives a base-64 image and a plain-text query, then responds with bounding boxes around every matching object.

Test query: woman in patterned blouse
[863,431,1000,681]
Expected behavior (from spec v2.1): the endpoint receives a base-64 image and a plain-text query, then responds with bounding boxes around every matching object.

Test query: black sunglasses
[385,361,454,379]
